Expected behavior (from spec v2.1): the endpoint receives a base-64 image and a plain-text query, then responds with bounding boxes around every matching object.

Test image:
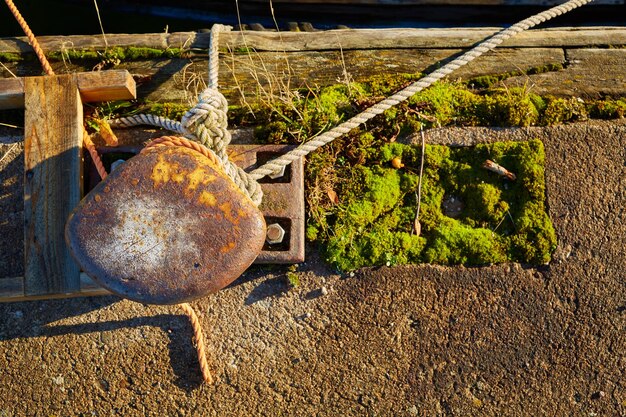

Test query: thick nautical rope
[179,302,213,384]
[110,25,263,206]
[4,0,55,76]
[180,87,263,206]
[109,114,186,133]
[109,0,594,184]
[249,0,595,179]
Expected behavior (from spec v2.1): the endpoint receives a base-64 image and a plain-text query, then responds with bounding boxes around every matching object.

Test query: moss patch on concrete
[308,139,555,271]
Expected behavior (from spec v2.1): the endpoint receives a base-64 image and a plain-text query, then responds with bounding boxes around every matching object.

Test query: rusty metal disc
[66,145,266,304]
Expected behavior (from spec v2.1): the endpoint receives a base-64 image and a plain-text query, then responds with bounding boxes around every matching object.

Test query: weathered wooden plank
[0,273,109,302]
[0,28,625,55]
[0,277,23,300]
[0,33,169,55]
[219,27,626,51]
[31,47,556,104]
[0,78,24,110]
[503,48,626,97]
[0,141,23,280]
[0,70,136,110]
[3,46,622,103]
[23,74,82,295]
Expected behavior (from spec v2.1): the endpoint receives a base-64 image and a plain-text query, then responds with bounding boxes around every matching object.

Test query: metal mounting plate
[88,144,305,265]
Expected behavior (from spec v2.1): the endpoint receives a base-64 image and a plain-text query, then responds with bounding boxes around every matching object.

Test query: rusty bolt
[266,223,285,244]
[269,165,286,179]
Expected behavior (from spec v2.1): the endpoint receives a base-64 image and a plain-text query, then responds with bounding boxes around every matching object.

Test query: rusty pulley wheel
[65,141,266,305]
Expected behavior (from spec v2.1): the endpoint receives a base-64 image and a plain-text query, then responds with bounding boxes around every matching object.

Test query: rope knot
[179,88,263,206]
[181,89,229,155]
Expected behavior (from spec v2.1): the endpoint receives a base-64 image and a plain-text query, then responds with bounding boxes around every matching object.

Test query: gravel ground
[0,120,624,416]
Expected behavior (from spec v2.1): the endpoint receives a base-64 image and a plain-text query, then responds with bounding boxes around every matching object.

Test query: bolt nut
[266,223,286,245]
[269,165,286,179]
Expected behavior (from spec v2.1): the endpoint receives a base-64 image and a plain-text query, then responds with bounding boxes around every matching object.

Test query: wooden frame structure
[0,70,136,301]
[0,69,306,302]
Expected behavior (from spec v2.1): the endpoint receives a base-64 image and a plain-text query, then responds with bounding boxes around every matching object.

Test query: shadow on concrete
[0,295,206,390]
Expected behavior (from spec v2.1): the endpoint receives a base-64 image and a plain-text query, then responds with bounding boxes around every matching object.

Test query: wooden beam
[219,27,626,51]
[76,70,137,103]
[0,78,24,110]
[0,274,109,302]
[0,28,625,56]
[23,74,83,295]
[0,70,136,110]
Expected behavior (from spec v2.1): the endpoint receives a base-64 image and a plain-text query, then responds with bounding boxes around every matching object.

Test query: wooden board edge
[76,70,137,102]
[1,28,626,56]
[0,77,25,110]
[0,273,110,303]
[0,70,136,110]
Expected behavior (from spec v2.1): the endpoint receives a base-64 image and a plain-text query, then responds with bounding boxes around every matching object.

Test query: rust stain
[198,191,217,206]
[185,167,216,193]
[220,241,236,254]
[151,153,185,186]
[219,202,239,225]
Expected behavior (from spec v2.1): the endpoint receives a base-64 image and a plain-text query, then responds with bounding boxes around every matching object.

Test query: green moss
[423,219,507,265]
[542,97,588,125]
[588,99,626,119]
[482,88,541,127]
[467,63,563,89]
[464,183,510,223]
[285,265,300,288]
[143,102,189,120]
[226,72,626,147]
[255,121,289,143]
[313,139,556,271]
[0,52,23,62]
[306,224,319,241]
[46,46,183,62]
[231,46,256,54]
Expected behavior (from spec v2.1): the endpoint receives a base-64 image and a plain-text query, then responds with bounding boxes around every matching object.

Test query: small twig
[0,61,19,79]
[413,127,426,236]
[483,159,516,180]
[507,210,516,230]
[93,0,108,50]
[0,122,22,129]
[491,210,509,234]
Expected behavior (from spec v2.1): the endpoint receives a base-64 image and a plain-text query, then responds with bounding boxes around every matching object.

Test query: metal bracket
[89,144,305,265]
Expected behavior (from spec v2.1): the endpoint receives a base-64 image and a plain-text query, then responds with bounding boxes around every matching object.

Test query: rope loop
[179,87,263,206]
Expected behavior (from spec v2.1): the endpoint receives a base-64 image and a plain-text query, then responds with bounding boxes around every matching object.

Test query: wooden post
[24,74,83,295]
[0,70,136,298]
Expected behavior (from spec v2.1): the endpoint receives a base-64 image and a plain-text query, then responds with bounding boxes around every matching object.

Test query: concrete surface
[0,120,625,416]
